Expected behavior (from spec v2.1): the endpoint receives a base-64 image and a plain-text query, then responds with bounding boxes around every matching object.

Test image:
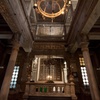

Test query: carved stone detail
[33,44,65,50]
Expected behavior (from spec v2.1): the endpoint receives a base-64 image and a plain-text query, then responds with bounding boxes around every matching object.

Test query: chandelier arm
[37,0,67,18]
[44,6,46,12]
[44,1,48,12]
[55,1,61,10]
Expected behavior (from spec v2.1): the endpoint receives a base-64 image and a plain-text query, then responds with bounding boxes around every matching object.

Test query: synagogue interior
[0,0,100,100]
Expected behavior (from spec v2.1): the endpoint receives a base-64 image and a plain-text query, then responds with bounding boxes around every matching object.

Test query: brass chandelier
[34,0,71,22]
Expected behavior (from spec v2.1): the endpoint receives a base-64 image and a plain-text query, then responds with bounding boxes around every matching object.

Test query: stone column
[80,41,100,100]
[0,38,20,100]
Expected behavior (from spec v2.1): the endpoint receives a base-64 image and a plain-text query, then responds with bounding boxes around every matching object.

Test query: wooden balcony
[23,82,77,100]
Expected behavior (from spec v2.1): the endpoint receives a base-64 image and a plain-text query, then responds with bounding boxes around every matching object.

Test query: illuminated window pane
[80,67,89,86]
[79,57,89,86]
[10,66,19,89]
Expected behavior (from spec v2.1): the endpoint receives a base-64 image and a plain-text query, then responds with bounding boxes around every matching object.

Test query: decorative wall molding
[33,43,65,50]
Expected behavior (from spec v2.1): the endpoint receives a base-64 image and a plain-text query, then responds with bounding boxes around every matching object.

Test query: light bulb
[62,11,64,14]
[34,3,37,7]
[33,3,38,9]
[69,0,71,4]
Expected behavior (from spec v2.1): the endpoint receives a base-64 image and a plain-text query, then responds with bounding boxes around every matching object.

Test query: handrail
[23,82,77,100]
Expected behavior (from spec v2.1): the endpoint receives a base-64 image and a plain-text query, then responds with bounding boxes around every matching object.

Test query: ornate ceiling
[0,0,100,53]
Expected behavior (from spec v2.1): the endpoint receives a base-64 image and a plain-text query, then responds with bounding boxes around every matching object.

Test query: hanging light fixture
[33,0,71,22]
[43,56,57,81]
[44,56,56,66]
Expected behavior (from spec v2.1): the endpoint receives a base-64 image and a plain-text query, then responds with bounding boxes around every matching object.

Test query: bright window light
[79,57,89,86]
[10,66,20,89]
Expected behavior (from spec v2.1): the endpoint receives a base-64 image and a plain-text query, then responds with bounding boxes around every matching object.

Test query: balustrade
[24,82,77,100]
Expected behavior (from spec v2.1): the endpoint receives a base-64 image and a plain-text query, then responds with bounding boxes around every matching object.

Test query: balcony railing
[23,82,77,100]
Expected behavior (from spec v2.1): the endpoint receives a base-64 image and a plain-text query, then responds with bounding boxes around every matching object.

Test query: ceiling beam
[0,0,33,52]
[0,0,19,33]
[88,32,100,40]
[67,0,100,45]
[30,0,37,23]
[0,34,12,39]
[81,0,100,34]
[66,0,100,53]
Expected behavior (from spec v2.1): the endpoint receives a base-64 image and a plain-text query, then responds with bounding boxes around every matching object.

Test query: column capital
[77,34,89,51]
[80,42,89,52]
[12,33,21,51]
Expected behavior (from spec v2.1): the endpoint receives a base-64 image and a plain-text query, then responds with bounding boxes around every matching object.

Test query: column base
[23,94,28,100]
[72,95,77,100]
